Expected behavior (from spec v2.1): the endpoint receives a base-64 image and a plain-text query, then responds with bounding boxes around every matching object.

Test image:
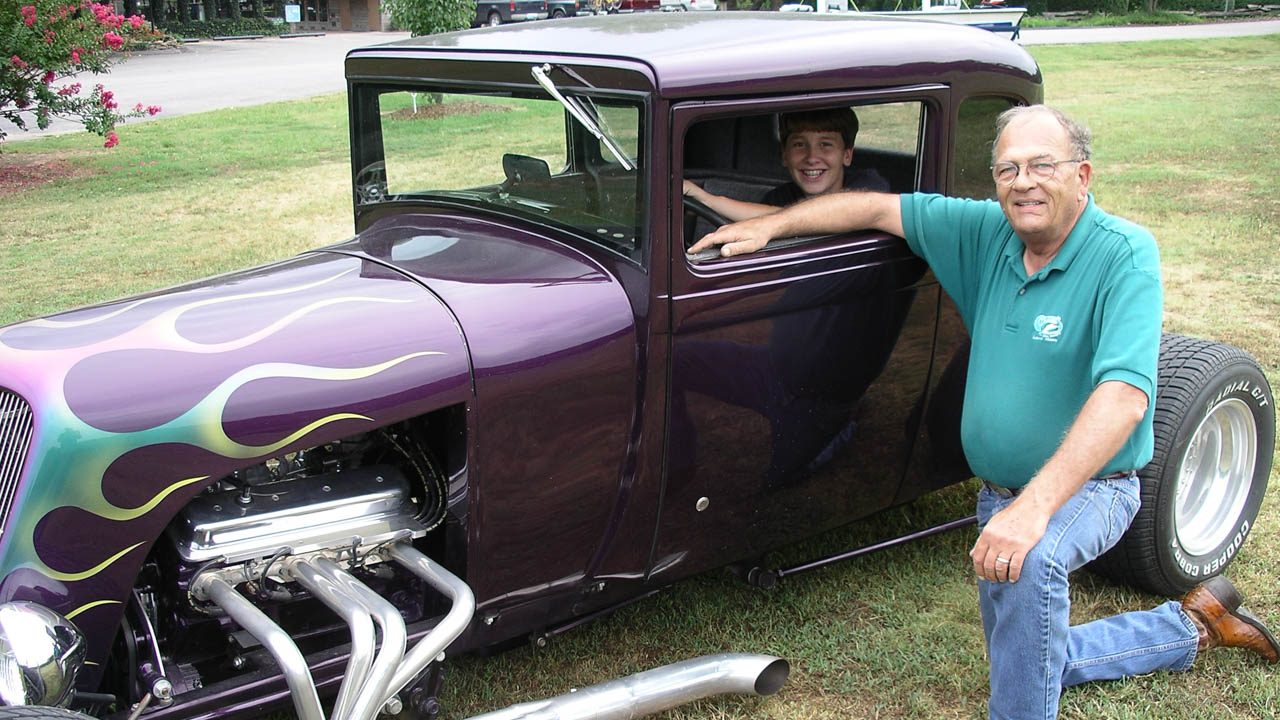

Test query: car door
[650,88,950,580]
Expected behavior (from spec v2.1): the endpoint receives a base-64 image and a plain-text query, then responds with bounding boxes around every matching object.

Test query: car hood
[0,248,471,479]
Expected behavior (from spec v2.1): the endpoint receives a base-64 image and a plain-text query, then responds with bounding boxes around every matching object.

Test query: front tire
[0,709,97,720]
[1092,333,1274,596]
[487,11,503,25]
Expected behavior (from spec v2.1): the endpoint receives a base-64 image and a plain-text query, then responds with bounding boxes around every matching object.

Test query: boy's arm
[683,180,779,223]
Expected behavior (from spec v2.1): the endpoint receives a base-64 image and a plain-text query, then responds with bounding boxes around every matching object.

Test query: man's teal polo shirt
[899,193,1162,489]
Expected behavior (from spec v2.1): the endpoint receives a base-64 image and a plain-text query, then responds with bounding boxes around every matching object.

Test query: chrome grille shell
[0,389,34,537]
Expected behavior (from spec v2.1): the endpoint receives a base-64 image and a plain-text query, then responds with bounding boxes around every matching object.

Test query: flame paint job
[0,251,473,671]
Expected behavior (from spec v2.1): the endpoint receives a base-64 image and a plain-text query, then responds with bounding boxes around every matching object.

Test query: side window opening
[681,100,923,254]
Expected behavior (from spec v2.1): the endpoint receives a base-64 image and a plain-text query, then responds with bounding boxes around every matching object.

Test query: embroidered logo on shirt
[1033,314,1063,342]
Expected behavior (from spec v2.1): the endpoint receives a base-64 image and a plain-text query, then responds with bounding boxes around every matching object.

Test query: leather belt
[982,470,1137,499]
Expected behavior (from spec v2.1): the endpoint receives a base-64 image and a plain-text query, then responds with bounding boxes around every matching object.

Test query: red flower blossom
[147,105,161,115]
[103,131,119,148]
[10,55,29,69]
[21,5,38,25]
[43,70,56,84]
[102,32,124,50]
[128,15,143,29]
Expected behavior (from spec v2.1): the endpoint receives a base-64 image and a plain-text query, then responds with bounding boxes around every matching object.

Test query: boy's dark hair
[780,107,860,147]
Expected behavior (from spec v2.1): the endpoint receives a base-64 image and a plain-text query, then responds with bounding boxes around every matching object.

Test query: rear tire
[1091,333,1274,596]
[487,11,502,25]
[551,8,565,16]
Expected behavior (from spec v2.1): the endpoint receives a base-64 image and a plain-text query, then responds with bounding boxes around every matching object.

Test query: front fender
[0,250,471,672]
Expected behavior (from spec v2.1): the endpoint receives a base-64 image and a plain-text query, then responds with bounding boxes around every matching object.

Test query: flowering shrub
[1,0,158,147]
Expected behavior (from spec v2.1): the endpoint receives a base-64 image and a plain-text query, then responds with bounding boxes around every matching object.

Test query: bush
[382,0,475,35]
[1,0,156,146]
[157,17,285,37]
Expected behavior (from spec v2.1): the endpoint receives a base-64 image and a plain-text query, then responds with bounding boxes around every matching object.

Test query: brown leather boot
[1181,576,1280,664]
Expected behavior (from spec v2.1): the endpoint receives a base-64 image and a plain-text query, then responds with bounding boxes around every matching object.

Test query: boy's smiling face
[782,129,853,197]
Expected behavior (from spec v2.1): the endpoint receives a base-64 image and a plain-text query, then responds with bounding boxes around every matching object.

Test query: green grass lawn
[2,33,1279,720]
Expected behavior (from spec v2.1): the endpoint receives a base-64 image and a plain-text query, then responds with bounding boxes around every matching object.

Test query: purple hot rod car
[0,12,1273,720]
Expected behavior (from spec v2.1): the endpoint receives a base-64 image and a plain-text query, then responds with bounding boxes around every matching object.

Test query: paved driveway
[2,31,408,141]
[4,18,1278,141]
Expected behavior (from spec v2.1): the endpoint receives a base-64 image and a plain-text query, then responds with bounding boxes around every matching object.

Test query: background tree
[382,0,474,35]
[2,0,156,147]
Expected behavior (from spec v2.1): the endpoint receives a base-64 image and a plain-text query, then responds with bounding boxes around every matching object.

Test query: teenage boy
[683,107,888,222]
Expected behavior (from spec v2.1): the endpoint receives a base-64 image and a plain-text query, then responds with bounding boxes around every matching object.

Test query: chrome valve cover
[169,465,426,563]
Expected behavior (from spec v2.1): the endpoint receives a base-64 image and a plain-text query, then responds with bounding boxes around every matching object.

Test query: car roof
[348,12,1040,99]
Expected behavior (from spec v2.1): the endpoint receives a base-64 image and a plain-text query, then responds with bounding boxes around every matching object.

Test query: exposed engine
[100,423,457,718]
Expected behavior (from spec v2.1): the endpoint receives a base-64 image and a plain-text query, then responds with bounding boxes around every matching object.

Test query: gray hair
[992,105,1093,163]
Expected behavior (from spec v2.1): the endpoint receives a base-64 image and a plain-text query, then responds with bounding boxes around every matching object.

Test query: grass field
[2,33,1279,720]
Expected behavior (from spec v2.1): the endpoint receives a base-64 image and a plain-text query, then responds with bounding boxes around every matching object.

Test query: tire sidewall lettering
[1170,519,1250,578]
[1204,374,1272,417]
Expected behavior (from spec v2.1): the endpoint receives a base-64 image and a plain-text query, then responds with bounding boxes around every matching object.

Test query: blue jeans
[976,477,1200,720]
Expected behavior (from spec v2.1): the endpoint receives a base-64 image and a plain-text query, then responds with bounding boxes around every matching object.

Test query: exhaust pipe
[464,653,789,720]
[200,547,787,720]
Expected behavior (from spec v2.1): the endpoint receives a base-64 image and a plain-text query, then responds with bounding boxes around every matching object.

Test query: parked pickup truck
[472,0,547,26]
[545,0,582,17]
[0,12,1271,720]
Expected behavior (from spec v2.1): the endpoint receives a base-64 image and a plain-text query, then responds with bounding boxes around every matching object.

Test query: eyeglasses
[990,158,1082,186]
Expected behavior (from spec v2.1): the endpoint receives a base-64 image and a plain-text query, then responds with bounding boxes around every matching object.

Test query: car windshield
[354,86,645,260]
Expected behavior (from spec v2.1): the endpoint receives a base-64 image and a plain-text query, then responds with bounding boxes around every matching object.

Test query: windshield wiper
[531,63,635,171]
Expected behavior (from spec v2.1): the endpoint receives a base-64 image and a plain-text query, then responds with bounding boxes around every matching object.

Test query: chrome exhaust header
[464,653,789,720]
[195,541,472,720]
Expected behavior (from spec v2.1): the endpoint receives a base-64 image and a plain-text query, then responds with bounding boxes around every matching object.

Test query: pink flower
[44,30,56,44]
[128,15,143,28]
[42,70,56,84]
[57,82,82,96]
[10,55,29,70]
[21,5,37,24]
[70,46,86,63]
[147,104,161,115]
[134,102,144,112]
[104,131,119,148]
[103,32,124,50]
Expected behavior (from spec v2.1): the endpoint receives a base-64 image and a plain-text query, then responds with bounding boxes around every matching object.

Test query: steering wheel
[682,194,732,228]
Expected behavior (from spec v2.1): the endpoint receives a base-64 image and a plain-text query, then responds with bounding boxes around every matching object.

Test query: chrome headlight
[0,602,86,707]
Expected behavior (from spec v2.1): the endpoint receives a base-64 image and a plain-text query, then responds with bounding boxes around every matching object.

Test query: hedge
[157,17,285,37]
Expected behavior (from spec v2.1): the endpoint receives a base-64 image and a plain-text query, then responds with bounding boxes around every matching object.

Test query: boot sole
[1232,607,1280,664]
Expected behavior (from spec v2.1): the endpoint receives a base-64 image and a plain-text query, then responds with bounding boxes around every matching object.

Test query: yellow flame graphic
[66,600,122,620]
[40,543,145,583]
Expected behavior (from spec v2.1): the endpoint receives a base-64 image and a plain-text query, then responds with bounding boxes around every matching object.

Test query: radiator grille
[0,389,35,536]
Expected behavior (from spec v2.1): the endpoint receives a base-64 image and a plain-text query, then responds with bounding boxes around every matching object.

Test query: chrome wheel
[1173,397,1256,557]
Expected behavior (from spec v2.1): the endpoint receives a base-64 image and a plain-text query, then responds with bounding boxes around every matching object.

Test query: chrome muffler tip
[466,652,790,720]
